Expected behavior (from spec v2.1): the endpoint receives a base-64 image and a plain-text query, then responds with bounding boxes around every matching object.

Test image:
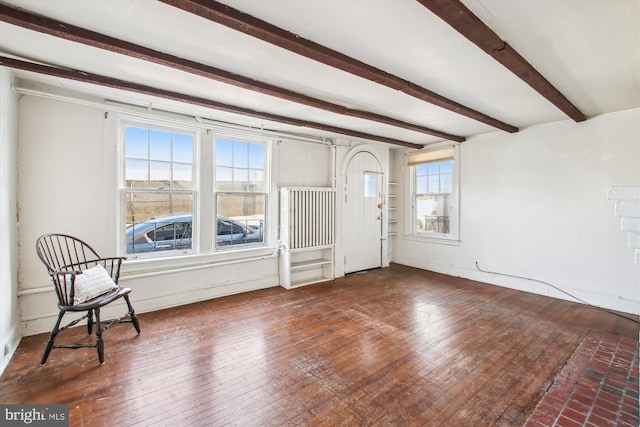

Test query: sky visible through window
[123,126,267,254]
[215,138,265,192]
[125,126,194,188]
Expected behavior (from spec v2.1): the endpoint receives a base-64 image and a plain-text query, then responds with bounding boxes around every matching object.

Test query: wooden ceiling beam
[160,0,518,133]
[0,4,462,143]
[417,0,586,122]
[0,56,424,149]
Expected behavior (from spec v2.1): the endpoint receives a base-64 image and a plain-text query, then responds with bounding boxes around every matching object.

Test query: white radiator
[280,187,336,249]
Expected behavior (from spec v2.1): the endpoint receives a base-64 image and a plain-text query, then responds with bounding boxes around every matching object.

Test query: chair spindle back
[35,233,118,306]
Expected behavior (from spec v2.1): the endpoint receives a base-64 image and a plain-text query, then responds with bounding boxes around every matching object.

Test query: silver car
[125,213,264,253]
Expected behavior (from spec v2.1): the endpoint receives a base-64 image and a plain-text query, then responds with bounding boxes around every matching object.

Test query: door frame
[340,145,386,274]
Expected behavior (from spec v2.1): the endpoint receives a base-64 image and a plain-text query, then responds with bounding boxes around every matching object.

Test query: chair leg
[95,308,104,365]
[87,309,94,335]
[124,295,141,334]
[41,311,64,365]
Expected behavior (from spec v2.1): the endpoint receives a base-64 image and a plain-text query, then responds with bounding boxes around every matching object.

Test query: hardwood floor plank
[1,264,637,426]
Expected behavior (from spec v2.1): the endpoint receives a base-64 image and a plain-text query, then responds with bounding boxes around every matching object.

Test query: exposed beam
[0,56,424,149]
[417,0,587,122]
[0,4,463,143]
[159,0,518,134]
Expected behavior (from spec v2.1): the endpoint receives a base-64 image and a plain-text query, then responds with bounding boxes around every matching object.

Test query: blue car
[126,213,264,254]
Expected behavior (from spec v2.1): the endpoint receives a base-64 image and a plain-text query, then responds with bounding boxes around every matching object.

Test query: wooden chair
[36,233,140,365]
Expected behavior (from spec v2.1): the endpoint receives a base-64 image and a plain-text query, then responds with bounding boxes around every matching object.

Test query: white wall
[393,109,640,314]
[15,89,347,336]
[277,139,333,187]
[0,68,20,374]
[12,80,638,352]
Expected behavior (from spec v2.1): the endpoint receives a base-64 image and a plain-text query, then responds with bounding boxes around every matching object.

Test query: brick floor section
[524,329,639,427]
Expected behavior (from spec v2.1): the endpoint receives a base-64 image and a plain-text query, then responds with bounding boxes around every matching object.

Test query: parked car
[125,213,263,253]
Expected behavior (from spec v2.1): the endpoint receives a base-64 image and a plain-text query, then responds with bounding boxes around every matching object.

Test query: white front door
[344,151,383,274]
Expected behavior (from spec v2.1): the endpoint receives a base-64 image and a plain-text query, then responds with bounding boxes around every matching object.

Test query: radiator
[280,187,336,249]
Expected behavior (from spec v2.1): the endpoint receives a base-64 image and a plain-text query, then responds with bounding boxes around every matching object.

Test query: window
[408,146,458,240]
[364,173,377,198]
[120,118,270,259]
[215,139,266,248]
[123,123,196,255]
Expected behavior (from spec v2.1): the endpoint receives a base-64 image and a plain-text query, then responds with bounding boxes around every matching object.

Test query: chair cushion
[71,264,118,305]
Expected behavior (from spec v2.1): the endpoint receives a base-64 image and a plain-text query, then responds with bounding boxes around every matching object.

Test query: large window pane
[123,123,195,257]
[125,193,194,254]
[125,125,194,189]
[415,194,450,234]
[216,193,265,247]
[413,157,454,237]
[125,193,193,225]
[123,123,273,257]
[215,139,266,246]
[216,139,265,193]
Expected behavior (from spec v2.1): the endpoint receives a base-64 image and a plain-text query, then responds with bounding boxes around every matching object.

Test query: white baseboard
[0,321,21,377]
[393,255,640,315]
[19,273,280,337]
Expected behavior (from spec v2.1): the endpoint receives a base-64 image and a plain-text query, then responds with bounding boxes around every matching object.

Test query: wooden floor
[1,264,638,426]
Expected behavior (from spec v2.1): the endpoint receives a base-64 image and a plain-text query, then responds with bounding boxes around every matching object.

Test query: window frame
[117,115,272,261]
[406,145,460,244]
[119,117,199,259]
[214,137,268,250]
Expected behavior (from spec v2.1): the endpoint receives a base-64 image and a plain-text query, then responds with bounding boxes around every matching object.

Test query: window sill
[403,234,460,246]
[121,245,278,279]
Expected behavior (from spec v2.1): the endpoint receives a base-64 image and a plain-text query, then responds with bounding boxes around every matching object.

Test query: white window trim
[213,136,270,251]
[116,113,276,264]
[118,115,200,260]
[405,144,460,244]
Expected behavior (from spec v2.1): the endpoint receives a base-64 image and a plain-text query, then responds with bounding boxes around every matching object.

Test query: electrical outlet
[3,344,10,357]
[536,284,549,294]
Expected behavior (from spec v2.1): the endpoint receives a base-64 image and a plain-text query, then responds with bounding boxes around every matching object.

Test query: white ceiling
[1,0,638,147]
